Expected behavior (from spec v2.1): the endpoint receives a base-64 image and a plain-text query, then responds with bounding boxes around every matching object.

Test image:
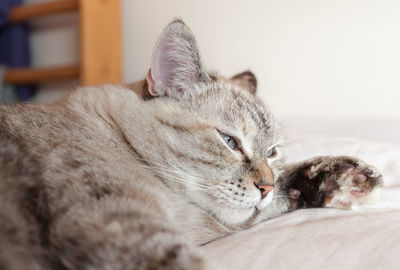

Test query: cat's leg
[282,156,383,210]
[49,199,221,270]
[0,138,43,270]
[0,199,42,270]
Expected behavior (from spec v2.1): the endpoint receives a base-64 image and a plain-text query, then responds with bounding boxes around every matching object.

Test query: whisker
[132,155,233,192]
[130,162,215,191]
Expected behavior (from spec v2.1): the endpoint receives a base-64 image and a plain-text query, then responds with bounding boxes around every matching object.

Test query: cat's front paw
[321,158,382,209]
[287,156,383,210]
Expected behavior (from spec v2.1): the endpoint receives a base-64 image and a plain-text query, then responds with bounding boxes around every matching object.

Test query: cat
[0,19,382,270]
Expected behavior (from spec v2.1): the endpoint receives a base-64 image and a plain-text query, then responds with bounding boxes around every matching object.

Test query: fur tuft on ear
[147,19,209,99]
[230,70,257,95]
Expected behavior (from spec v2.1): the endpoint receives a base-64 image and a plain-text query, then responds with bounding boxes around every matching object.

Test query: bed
[202,118,400,269]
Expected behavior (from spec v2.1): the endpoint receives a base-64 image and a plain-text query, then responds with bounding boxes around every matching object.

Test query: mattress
[202,118,400,269]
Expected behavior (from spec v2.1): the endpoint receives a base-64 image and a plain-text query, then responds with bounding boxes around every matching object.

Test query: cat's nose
[254,181,274,199]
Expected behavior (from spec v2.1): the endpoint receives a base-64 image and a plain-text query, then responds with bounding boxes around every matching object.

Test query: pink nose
[254,182,274,199]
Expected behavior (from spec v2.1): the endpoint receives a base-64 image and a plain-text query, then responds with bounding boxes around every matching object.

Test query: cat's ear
[230,70,257,95]
[146,19,209,99]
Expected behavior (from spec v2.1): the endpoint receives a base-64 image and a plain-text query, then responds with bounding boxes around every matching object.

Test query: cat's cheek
[255,190,274,210]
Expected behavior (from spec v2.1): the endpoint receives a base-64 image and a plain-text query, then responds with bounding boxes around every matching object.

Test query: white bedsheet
[202,118,400,270]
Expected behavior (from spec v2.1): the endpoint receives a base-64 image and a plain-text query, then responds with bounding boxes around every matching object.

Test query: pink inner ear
[151,38,175,92]
[146,69,158,96]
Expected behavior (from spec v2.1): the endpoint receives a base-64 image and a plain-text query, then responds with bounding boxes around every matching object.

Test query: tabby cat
[0,19,381,270]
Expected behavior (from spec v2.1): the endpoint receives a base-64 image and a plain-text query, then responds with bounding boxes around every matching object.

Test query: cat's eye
[218,131,238,151]
[266,146,277,158]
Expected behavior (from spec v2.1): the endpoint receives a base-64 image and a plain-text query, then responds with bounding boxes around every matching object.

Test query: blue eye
[266,146,277,158]
[218,131,238,150]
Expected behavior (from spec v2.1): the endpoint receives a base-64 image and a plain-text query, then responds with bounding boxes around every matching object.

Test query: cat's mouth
[219,189,274,211]
[255,190,275,210]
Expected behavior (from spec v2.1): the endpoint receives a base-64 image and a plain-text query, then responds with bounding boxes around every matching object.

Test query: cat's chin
[214,204,256,225]
[206,192,275,225]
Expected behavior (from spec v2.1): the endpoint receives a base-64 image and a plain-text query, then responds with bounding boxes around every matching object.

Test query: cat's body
[0,81,285,269]
[0,20,382,270]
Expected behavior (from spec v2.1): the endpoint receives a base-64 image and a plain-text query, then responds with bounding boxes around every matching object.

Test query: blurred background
[1,0,400,122]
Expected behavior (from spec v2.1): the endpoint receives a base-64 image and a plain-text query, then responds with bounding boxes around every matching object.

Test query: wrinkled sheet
[202,118,400,269]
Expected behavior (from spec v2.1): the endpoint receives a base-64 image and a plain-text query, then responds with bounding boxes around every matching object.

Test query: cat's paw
[322,159,382,209]
[286,156,383,210]
[309,156,382,209]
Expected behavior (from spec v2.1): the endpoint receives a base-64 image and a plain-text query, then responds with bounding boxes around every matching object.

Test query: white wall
[31,0,400,119]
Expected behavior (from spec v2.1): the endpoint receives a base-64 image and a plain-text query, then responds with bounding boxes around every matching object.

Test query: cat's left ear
[146,19,209,99]
[230,70,257,95]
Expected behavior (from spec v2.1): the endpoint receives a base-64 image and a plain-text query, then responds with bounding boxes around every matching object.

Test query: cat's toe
[364,165,382,178]
[350,173,368,197]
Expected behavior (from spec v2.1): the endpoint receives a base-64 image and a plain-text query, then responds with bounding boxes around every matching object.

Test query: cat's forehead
[200,80,280,145]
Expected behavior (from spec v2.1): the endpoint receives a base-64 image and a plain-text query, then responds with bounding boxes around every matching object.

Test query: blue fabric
[0,0,36,101]
[0,2,10,27]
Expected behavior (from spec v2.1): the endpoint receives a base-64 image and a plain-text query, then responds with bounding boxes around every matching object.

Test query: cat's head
[144,19,284,225]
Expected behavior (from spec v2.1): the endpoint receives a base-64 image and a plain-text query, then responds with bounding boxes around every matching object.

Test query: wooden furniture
[4,0,121,86]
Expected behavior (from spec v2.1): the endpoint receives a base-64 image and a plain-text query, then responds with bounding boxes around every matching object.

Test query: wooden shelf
[4,65,80,84]
[9,0,79,24]
[5,0,121,87]
[80,0,121,85]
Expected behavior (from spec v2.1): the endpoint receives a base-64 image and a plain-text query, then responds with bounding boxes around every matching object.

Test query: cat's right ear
[146,19,209,99]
